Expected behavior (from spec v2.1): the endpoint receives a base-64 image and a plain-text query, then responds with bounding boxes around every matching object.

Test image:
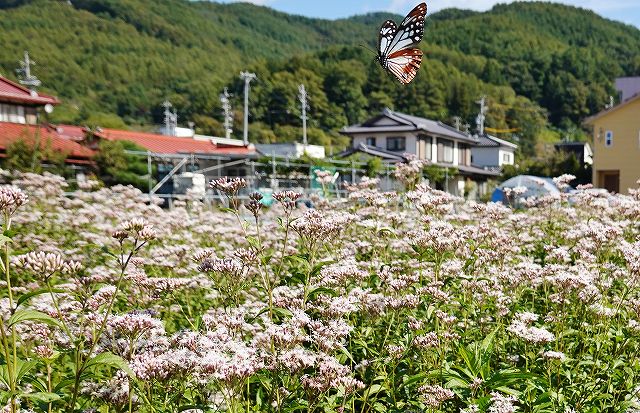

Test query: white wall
[498,149,515,166]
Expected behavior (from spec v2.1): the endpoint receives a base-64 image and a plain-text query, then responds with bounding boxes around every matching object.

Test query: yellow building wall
[590,98,640,194]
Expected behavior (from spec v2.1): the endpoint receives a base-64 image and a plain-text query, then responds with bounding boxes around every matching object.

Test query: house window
[605,131,613,147]
[437,138,454,163]
[503,153,511,164]
[0,104,25,124]
[418,134,432,160]
[366,137,376,147]
[387,136,406,151]
[458,143,470,166]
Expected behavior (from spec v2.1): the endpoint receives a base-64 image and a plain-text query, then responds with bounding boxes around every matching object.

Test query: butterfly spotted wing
[377,2,427,85]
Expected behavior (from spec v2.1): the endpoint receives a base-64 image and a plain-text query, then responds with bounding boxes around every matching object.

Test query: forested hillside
[0,0,639,155]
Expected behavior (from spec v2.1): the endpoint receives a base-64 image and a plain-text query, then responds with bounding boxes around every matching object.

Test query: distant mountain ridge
[0,0,638,151]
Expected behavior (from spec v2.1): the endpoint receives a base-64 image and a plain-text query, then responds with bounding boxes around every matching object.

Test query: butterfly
[377,2,427,85]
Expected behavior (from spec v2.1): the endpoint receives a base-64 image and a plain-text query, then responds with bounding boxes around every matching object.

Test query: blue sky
[215,0,640,28]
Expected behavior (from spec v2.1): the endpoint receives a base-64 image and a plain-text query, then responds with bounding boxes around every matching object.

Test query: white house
[471,134,518,169]
[339,108,503,197]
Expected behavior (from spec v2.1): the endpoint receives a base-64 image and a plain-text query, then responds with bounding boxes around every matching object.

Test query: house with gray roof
[471,134,518,170]
[339,108,508,198]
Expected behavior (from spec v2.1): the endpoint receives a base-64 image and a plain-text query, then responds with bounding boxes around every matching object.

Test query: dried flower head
[273,190,302,212]
[16,251,66,276]
[209,177,247,195]
[245,192,264,218]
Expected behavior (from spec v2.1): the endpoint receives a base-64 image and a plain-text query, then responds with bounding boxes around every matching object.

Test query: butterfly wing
[378,20,398,57]
[386,48,423,85]
[377,3,427,84]
[387,2,427,55]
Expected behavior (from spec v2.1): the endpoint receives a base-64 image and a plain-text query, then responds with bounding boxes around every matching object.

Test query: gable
[362,114,409,128]
[371,116,405,127]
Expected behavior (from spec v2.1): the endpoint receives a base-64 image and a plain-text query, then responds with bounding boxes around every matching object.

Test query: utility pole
[16,51,41,91]
[240,71,256,146]
[220,87,233,140]
[298,84,309,147]
[476,96,488,136]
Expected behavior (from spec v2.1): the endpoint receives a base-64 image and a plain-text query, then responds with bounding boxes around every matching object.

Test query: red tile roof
[94,128,255,156]
[0,122,94,163]
[53,124,87,141]
[0,76,59,106]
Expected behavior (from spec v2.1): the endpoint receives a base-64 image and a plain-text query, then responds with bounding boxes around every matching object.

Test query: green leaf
[0,235,12,247]
[307,286,337,301]
[85,352,134,377]
[16,359,38,382]
[272,307,292,319]
[178,405,208,412]
[7,309,61,328]
[246,236,260,250]
[22,392,61,403]
[402,372,427,387]
[363,384,386,398]
[17,288,65,308]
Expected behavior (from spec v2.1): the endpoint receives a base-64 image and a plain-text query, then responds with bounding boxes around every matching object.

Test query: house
[88,127,259,194]
[584,86,640,194]
[471,134,517,169]
[0,75,94,166]
[554,142,593,166]
[339,108,501,196]
[0,75,58,125]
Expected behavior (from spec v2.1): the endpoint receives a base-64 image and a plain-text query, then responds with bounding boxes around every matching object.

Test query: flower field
[0,171,639,413]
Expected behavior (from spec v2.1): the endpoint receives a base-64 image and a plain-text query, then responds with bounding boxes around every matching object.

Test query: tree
[4,133,68,175]
[94,140,152,190]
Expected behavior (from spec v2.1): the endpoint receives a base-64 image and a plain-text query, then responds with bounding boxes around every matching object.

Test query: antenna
[16,51,41,91]
[240,71,257,146]
[162,100,177,136]
[475,96,488,136]
[605,95,614,109]
[359,44,377,56]
[220,87,233,140]
[298,84,309,147]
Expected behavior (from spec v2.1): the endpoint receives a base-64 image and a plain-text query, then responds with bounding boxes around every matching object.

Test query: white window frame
[605,131,613,147]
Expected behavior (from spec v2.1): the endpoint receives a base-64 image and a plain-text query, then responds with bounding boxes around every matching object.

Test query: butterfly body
[376,3,427,85]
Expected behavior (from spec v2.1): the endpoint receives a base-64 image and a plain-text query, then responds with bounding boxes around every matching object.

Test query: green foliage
[502,150,592,186]
[94,139,152,190]
[0,0,638,155]
[365,157,383,177]
[4,134,68,175]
